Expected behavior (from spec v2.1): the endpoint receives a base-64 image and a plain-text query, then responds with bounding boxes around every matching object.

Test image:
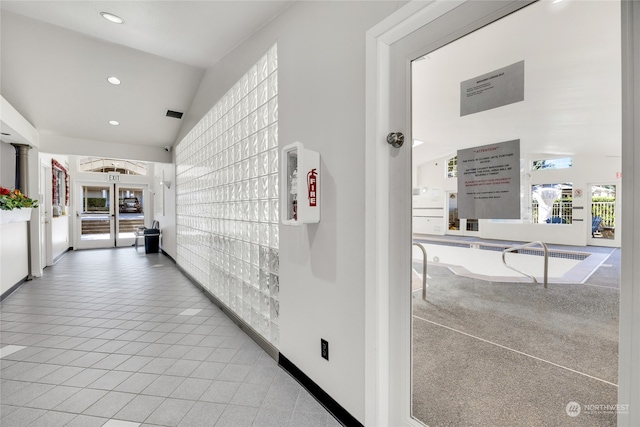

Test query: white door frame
[75,181,115,249]
[587,181,621,247]
[365,1,640,425]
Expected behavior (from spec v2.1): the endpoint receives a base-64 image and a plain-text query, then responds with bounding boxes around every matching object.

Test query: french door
[76,183,147,249]
[587,182,620,247]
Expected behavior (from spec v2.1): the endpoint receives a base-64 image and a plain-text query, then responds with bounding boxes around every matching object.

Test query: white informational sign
[460,61,525,116]
[457,139,520,219]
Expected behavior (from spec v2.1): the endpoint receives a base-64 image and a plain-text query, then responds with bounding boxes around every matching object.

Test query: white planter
[0,208,33,224]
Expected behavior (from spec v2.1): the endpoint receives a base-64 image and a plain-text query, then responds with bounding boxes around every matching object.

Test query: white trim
[619,1,640,425]
[365,2,462,425]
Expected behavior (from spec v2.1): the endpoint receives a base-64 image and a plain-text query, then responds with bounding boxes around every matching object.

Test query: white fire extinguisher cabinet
[281,142,320,226]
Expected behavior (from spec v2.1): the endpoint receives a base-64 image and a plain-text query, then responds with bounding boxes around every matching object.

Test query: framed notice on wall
[457,139,521,219]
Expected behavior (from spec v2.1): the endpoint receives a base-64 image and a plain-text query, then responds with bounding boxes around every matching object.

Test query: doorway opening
[77,183,147,249]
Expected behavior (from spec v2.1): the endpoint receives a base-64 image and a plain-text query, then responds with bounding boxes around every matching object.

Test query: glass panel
[78,157,148,175]
[591,184,616,240]
[80,185,111,241]
[411,2,620,426]
[117,187,145,240]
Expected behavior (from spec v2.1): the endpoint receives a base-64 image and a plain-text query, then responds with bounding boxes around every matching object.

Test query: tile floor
[0,249,340,427]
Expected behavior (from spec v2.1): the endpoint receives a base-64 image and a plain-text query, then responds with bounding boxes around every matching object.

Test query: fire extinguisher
[307,168,317,207]
[290,168,298,220]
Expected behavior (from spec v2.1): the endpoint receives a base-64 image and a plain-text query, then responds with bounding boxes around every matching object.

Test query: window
[446,156,457,178]
[531,183,572,224]
[78,157,147,175]
[532,157,572,170]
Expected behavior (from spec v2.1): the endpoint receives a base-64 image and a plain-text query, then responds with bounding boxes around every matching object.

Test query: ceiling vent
[166,110,184,119]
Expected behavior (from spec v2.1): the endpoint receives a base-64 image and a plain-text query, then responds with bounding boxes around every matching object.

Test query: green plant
[0,187,39,211]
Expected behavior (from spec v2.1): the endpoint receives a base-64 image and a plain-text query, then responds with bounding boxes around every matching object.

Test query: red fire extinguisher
[307,168,317,207]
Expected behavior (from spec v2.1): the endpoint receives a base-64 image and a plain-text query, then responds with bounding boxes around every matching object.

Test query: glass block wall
[175,44,279,346]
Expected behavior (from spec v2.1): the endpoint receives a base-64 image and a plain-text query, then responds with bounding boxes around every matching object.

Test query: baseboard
[279,353,363,427]
[53,246,73,264]
[161,249,176,263]
[1,276,28,302]
[176,264,278,361]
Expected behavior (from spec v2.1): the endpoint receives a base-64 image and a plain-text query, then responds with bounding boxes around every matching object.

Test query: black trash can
[144,229,160,254]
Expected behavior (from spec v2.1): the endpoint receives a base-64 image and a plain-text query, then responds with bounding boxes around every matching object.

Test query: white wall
[0,141,16,187]
[153,162,176,259]
[51,215,69,260]
[178,1,399,421]
[41,134,171,164]
[416,154,621,246]
[1,221,28,296]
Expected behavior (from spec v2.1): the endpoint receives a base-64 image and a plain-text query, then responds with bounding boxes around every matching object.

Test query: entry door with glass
[77,183,147,249]
[385,1,622,426]
[77,184,114,249]
[115,185,146,247]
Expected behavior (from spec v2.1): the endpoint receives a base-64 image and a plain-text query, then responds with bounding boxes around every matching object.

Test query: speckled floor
[411,246,620,427]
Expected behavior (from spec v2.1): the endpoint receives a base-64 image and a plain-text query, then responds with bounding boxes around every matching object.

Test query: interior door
[387,0,627,425]
[386,2,535,426]
[76,183,114,249]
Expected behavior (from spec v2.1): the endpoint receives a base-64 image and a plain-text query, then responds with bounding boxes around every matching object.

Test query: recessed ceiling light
[413,139,425,147]
[107,76,121,85]
[109,120,120,126]
[101,12,124,24]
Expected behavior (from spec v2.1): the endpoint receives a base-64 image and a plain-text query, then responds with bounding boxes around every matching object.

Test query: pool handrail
[412,242,428,300]
[502,241,549,288]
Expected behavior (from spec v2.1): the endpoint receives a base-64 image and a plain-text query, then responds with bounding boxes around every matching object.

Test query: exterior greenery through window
[592,185,616,229]
[446,156,457,178]
[532,157,572,170]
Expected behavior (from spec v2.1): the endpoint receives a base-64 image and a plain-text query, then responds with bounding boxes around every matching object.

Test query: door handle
[387,132,404,148]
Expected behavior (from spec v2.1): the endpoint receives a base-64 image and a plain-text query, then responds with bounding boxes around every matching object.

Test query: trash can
[144,229,160,254]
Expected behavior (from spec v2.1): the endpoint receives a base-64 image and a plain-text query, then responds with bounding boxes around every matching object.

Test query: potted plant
[0,187,39,224]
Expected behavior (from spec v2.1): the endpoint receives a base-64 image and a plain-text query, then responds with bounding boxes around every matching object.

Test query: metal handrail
[412,242,428,300]
[501,241,549,288]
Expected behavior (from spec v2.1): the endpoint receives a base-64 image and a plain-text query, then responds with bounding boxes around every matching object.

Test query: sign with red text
[457,139,520,219]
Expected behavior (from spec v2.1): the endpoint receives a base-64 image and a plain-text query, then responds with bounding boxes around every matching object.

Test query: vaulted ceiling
[0,1,292,153]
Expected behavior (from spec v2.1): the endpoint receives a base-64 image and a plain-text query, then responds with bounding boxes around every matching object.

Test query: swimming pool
[412,238,609,284]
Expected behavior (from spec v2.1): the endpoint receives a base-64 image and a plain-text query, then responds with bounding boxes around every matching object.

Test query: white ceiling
[411,0,621,167]
[0,1,292,151]
[0,1,622,163]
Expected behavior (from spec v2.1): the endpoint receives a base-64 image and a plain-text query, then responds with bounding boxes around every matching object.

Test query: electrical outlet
[321,339,329,361]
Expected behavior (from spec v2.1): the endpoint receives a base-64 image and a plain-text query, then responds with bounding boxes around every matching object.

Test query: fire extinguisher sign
[307,168,318,207]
